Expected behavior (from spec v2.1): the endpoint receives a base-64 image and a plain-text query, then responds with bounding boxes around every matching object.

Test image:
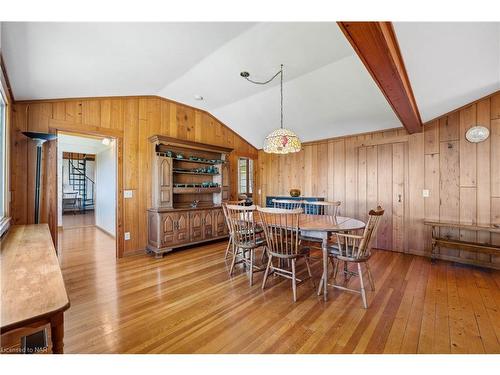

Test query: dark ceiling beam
[338,22,422,134]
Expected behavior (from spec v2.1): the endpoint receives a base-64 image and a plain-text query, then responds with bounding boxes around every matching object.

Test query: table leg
[50,312,64,354]
[322,237,328,301]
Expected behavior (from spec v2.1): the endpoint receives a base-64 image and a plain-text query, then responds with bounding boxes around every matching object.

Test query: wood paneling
[492,119,500,197]
[257,92,500,268]
[10,96,257,256]
[459,105,477,187]
[424,120,439,154]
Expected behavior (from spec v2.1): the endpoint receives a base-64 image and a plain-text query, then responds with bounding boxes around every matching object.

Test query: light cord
[242,64,284,129]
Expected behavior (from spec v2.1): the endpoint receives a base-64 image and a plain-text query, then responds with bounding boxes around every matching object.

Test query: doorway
[57,132,117,258]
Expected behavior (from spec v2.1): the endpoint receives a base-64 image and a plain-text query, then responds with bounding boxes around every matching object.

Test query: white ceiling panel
[1,22,254,100]
[394,22,500,122]
[2,22,405,147]
[158,23,354,110]
[211,55,400,146]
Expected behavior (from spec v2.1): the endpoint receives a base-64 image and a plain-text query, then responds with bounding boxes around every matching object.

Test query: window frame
[0,63,11,237]
[238,157,254,197]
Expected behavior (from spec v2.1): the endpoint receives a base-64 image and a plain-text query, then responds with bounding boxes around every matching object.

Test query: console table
[424,220,500,267]
[1,225,70,353]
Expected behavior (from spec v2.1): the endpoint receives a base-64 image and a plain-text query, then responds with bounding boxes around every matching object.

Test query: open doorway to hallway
[57,132,117,259]
[61,151,96,228]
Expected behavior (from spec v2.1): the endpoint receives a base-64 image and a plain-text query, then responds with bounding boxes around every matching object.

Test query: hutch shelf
[147,135,232,258]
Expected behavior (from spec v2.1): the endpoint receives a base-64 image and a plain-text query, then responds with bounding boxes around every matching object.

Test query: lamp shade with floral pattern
[263,128,302,154]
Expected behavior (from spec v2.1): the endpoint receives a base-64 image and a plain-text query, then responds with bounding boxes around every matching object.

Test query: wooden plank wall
[256,92,500,268]
[10,96,258,256]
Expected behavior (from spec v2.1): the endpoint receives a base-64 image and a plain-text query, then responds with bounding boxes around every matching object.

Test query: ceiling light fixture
[102,138,111,146]
[194,94,204,101]
[240,64,301,154]
[465,125,489,143]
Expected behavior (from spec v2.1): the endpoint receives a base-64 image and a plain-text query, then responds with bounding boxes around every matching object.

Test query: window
[0,85,7,237]
[0,90,6,220]
[238,158,254,197]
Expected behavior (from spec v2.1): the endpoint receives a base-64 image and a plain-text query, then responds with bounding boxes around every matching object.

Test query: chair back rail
[257,207,302,258]
[303,200,341,216]
[222,201,246,234]
[271,199,304,210]
[336,206,384,260]
[225,204,259,248]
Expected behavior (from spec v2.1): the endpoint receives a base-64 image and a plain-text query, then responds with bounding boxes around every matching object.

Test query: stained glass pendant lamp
[240,64,301,154]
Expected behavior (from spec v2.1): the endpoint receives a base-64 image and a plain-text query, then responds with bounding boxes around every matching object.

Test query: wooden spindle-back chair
[257,207,315,302]
[303,201,341,216]
[225,204,266,286]
[319,206,384,308]
[301,201,342,254]
[222,200,246,259]
[271,199,304,210]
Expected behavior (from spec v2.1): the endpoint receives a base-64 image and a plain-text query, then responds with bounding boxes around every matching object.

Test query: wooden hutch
[147,135,232,257]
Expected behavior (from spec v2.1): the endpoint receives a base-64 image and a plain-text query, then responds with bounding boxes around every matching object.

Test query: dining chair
[222,200,246,259]
[271,199,304,210]
[318,206,384,308]
[301,201,342,254]
[257,206,315,302]
[226,204,266,286]
[303,200,341,216]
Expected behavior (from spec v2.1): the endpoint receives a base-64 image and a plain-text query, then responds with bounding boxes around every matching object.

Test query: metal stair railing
[68,156,95,211]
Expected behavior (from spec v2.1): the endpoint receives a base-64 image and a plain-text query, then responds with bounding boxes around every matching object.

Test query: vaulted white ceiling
[3,22,500,148]
[394,22,500,122]
[1,22,401,147]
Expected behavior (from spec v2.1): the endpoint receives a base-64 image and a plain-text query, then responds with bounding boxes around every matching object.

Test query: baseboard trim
[95,225,116,238]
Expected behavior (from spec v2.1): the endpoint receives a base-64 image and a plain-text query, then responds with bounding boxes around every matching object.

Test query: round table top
[298,214,365,232]
[253,212,365,232]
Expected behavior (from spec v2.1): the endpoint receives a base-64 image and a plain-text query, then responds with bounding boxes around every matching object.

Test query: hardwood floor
[4,226,499,354]
[62,211,95,228]
[52,226,500,354]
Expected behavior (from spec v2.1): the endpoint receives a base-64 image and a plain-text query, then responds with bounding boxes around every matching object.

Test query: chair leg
[262,255,273,290]
[365,262,375,291]
[358,263,368,309]
[291,259,297,302]
[249,249,254,286]
[317,272,324,295]
[304,255,316,288]
[224,236,233,259]
[333,258,339,281]
[317,254,328,296]
[229,246,239,276]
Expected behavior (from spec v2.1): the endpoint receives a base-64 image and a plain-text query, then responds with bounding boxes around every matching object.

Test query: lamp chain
[280,64,283,129]
[242,64,284,129]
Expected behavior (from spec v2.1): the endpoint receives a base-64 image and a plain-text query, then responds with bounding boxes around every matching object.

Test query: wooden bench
[1,225,70,353]
[424,220,500,267]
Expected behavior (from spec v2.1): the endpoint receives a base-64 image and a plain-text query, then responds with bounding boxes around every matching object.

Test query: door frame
[356,140,409,253]
[49,123,124,259]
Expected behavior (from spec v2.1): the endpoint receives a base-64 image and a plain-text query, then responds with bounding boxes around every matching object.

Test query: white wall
[95,141,116,236]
